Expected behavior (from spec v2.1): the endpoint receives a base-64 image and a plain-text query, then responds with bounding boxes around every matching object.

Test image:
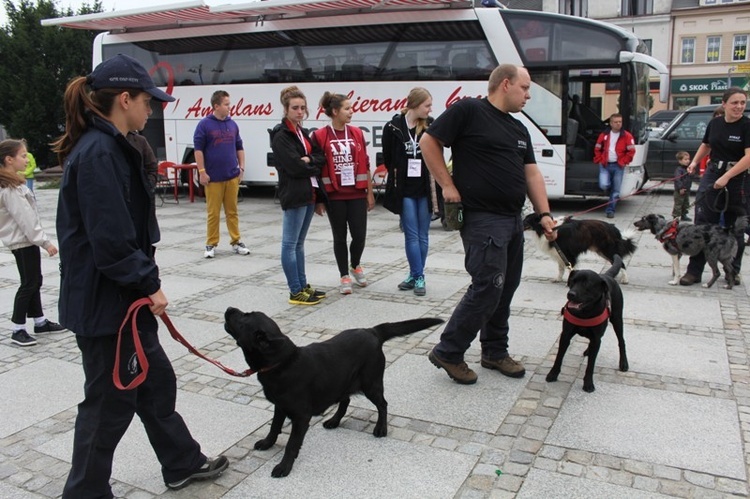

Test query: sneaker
[606,212,614,219]
[288,290,321,305]
[340,276,353,295]
[679,273,701,286]
[232,242,250,255]
[680,215,692,222]
[204,245,215,258]
[398,275,416,290]
[11,330,37,347]
[165,456,229,490]
[428,348,477,385]
[414,276,426,296]
[481,356,526,378]
[303,284,326,299]
[350,266,367,287]
[34,320,65,334]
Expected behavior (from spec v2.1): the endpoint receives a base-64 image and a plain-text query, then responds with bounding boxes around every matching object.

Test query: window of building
[706,36,721,63]
[559,0,588,16]
[621,0,654,16]
[673,97,698,109]
[733,35,748,61]
[643,39,653,55]
[710,95,724,105]
[704,0,716,4]
[681,38,695,64]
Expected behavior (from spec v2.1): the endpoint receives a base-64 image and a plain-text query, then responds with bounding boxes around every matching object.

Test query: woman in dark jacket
[382,87,434,296]
[53,54,227,498]
[270,85,327,305]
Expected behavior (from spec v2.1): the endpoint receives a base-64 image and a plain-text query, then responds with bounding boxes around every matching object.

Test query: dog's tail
[604,254,624,279]
[373,318,444,344]
[732,216,749,238]
[618,228,638,259]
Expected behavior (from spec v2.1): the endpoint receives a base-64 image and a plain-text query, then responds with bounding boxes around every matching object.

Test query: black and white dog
[634,214,748,289]
[524,213,637,284]
[546,255,628,393]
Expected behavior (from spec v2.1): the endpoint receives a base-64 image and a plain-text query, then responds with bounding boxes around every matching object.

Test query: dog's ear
[567,270,578,287]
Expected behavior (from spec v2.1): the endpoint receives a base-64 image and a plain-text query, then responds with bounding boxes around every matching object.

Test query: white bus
[45,0,668,199]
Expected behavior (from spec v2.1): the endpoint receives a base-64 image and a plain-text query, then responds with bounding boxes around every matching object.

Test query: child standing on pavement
[672,151,693,221]
[0,139,64,346]
[312,92,375,295]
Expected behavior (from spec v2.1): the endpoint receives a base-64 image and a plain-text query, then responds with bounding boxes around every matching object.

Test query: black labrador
[224,307,443,477]
[546,255,628,392]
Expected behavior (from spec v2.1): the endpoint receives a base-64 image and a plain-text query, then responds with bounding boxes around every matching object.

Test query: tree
[0,0,102,167]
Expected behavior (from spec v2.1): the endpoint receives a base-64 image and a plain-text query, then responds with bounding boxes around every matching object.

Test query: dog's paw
[271,462,293,478]
[552,277,563,283]
[582,382,596,393]
[668,279,678,285]
[254,438,275,451]
[373,423,387,438]
[619,360,629,372]
[545,371,559,382]
[322,419,340,430]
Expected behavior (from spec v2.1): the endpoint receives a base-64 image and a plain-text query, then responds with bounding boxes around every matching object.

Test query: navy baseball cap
[88,54,175,103]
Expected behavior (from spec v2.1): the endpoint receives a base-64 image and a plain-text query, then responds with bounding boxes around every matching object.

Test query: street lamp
[728,66,736,87]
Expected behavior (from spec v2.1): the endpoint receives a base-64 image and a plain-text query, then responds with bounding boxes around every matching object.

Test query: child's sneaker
[303,284,326,299]
[350,266,367,287]
[398,275,416,290]
[204,245,215,258]
[232,242,250,255]
[288,291,321,306]
[340,276,353,295]
[11,330,36,346]
[414,276,426,296]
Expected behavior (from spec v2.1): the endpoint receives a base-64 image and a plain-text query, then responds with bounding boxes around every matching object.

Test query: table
[168,163,199,203]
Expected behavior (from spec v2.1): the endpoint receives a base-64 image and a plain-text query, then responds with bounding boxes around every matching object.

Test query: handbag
[382,170,402,215]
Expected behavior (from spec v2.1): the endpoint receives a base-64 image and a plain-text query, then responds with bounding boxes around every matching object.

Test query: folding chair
[156,161,178,206]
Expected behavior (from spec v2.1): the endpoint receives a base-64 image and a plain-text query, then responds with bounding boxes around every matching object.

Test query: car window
[673,112,712,140]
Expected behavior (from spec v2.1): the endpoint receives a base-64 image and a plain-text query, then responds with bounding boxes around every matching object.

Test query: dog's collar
[562,301,610,327]
[657,219,679,243]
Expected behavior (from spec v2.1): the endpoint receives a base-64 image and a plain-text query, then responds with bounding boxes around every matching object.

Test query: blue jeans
[599,162,623,214]
[402,196,431,278]
[26,178,34,192]
[434,212,524,363]
[281,203,315,294]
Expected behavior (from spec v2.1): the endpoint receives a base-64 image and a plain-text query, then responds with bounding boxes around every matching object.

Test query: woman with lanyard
[270,86,328,305]
[382,87,434,296]
[312,91,374,295]
[680,87,750,286]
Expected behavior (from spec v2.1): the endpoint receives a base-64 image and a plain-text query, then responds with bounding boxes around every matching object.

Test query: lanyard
[404,115,417,159]
[295,126,310,155]
[329,124,349,144]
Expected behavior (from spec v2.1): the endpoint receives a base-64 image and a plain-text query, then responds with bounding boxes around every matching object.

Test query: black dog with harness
[546,255,629,392]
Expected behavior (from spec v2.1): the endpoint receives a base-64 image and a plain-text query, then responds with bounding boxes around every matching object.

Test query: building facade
[670,0,750,109]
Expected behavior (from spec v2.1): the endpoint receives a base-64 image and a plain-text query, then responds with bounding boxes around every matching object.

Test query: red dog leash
[114,298,255,390]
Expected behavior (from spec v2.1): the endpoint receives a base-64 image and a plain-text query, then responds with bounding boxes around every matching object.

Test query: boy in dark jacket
[672,151,693,221]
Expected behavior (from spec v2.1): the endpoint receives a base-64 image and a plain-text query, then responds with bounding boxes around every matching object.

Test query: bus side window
[451,52,477,80]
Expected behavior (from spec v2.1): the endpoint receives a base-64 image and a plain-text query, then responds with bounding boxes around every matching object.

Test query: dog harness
[562,301,610,328]
[657,219,679,244]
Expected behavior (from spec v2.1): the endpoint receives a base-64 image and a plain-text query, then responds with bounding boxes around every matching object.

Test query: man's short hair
[211,90,230,107]
[488,64,519,94]
[610,113,623,120]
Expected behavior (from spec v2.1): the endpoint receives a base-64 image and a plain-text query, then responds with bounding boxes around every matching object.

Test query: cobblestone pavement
[1,184,749,498]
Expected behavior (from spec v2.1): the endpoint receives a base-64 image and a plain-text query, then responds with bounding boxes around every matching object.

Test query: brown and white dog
[524,213,637,284]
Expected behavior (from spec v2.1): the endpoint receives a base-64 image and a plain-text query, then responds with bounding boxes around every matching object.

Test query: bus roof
[41,0,473,31]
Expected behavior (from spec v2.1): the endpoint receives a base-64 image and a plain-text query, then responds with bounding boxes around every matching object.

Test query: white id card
[310,177,319,188]
[340,164,355,186]
[407,158,421,177]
